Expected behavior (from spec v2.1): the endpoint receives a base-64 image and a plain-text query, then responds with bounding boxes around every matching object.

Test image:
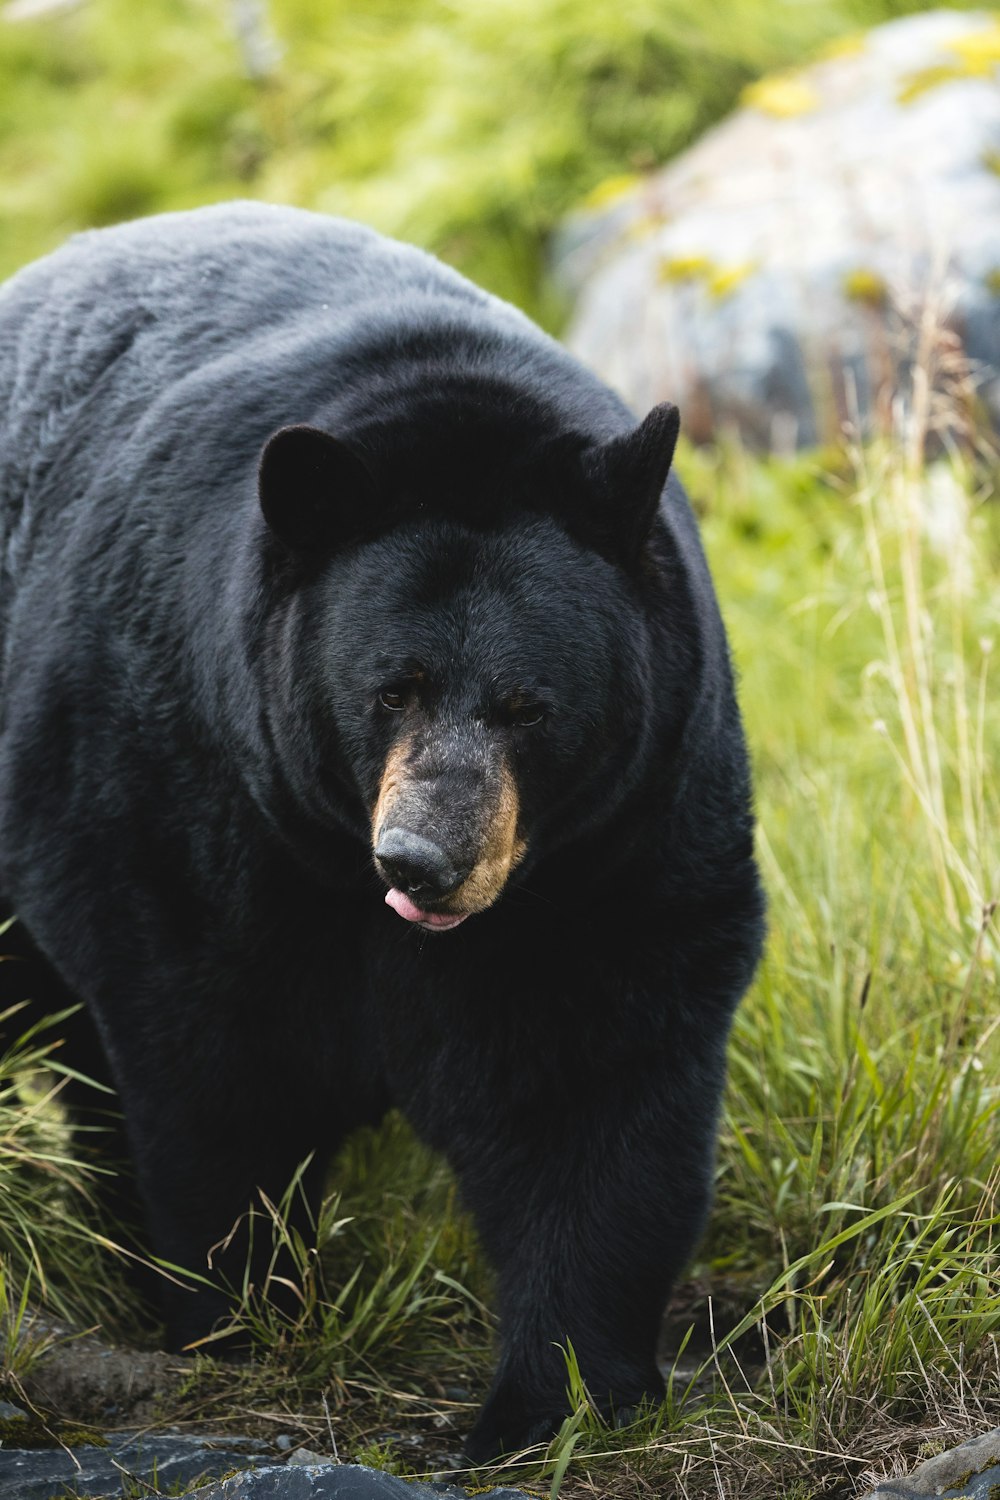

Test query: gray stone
[861,1427,1000,1498]
[287,1448,334,1467]
[191,1468,411,1500]
[187,1461,534,1499]
[556,11,1000,449]
[0,1428,267,1499]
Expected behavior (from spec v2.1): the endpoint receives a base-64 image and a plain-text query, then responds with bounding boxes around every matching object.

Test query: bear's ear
[258,424,377,551]
[582,402,680,563]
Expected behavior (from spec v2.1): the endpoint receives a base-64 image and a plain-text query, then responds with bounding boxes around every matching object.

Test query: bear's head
[257,401,682,932]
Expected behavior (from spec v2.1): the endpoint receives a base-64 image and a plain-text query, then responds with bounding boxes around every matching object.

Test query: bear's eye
[510,702,545,728]
[378,689,407,712]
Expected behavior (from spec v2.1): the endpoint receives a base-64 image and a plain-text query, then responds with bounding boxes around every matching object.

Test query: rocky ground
[2,1319,999,1499]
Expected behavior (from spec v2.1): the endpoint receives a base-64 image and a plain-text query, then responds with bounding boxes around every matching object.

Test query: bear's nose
[375,827,461,901]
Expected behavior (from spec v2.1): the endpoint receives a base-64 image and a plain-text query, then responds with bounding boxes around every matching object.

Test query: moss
[897,61,966,104]
[466,1490,543,1498]
[935,1460,1000,1499]
[580,171,643,211]
[843,267,888,309]
[899,21,1000,103]
[707,260,757,299]
[0,1414,108,1449]
[740,71,820,117]
[949,21,1000,71]
[657,253,713,283]
[59,1425,109,1450]
[817,32,866,60]
[636,251,754,297]
[626,211,670,243]
[984,269,1000,296]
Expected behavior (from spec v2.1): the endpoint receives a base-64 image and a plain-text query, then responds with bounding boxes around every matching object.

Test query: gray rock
[188,1461,534,1499]
[556,10,1000,448]
[861,1427,1000,1498]
[0,1428,267,1499]
[191,1469,410,1500]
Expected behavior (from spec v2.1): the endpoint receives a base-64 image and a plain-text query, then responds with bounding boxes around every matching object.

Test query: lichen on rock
[555,10,1000,449]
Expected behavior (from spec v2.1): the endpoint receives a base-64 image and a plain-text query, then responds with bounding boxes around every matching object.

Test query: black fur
[0,203,764,1461]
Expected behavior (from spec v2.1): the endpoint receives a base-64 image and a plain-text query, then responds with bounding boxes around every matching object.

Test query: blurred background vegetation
[0,0,988,322]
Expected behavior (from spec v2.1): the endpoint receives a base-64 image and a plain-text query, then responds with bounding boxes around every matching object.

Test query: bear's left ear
[582,403,680,563]
[258,424,377,551]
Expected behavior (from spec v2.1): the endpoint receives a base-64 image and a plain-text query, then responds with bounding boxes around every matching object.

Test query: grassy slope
[0,2,998,1496]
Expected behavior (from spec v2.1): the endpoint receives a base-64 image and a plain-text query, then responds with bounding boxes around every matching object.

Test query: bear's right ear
[258,425,376,551]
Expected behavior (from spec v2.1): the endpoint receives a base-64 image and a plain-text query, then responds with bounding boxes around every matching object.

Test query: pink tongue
[385,888,468,930]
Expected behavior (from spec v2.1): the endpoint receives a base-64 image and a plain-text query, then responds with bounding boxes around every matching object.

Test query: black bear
[0,203,764,1461]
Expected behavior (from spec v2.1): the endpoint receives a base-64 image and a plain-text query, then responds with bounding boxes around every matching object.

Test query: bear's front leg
[106,1036,335,1353]
[138,1126,331,1352]
[457,1049,726,1463]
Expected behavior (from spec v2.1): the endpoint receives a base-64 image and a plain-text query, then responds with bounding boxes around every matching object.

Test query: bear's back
[0,202,493,522]
[0,205,545,655]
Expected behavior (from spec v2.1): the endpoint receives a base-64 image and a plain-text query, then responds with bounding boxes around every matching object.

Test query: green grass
[0,994,142,1349]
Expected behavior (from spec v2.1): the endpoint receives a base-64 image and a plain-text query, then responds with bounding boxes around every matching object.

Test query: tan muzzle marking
[372,739,410,843]
[372,744,525,915]
[450,764,526,915]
